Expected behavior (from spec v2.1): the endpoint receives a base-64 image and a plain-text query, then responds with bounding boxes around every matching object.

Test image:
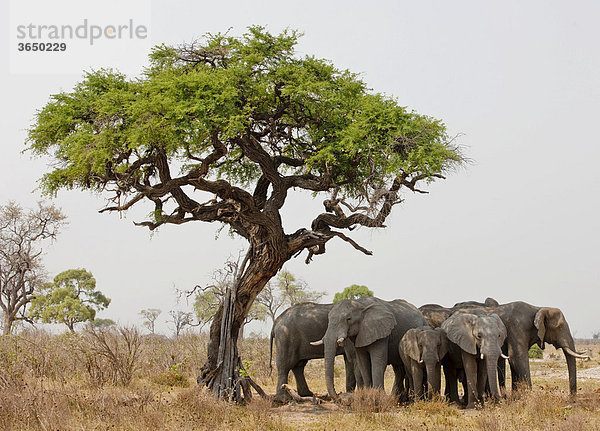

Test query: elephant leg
[369,338,388,389]
[462,352,478,409]
[412,363,424,400]
[357,348,373,387]
[274,363,291,402]
[291,360,312,397]
[497,356,506,394]
[392,364,407,400]
[404,365,414,400]
[343,353,357,392]
[354,360,365,388]
[476,360,487,404]
[509,346,532,392]
[443,363,460,404]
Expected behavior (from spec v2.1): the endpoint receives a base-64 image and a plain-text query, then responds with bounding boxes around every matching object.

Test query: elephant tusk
[563,347,590,359]
[480,353,484,360]
[310,339,324,346]
[500,353,510,360]
[418,358,424,364]
[337,337,345,346]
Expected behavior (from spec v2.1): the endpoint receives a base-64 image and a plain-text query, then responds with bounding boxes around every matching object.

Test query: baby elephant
[399,326,448,400]
[441,312,508,408]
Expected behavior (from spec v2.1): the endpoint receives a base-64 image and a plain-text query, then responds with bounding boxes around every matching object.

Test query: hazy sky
[1,1,598,336]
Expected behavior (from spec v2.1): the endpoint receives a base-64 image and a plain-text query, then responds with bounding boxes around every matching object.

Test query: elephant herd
[270,296,588,407]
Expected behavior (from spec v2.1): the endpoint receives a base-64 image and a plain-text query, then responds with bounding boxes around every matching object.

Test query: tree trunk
[198,249,283,401]
[2,313,13,336]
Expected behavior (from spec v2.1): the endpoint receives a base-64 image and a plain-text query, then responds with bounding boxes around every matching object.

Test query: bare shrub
[76,325,143,386]
[475,412,511,431]
[348,387,397,414]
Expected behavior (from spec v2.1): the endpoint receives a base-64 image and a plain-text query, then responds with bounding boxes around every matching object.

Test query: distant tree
[90,318,116,329]
[333,284,374,303]
[528,344,543,359]
[0,202,67,335]
[256,270,325,325]
[168,310,194,337]
[139,308,162,334]
[29,269,110,332]
[593,331,600,340]
[193,256,268,332]
[255,281,286,326]
[277,270,325,306]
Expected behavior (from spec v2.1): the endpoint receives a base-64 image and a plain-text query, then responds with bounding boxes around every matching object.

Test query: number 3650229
[17,42,67,51]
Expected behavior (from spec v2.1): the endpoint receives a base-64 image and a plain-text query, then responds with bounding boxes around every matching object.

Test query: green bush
[153,362,190,387]
[529,344,543,359]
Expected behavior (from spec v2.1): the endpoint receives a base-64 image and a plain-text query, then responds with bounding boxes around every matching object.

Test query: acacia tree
[27,27,463,400]
[0,201,66,335]
[256,270,324,325]
[139,308,161,334]
[167,310,194,337]
[333,284,374,303]
[29,268,110,332]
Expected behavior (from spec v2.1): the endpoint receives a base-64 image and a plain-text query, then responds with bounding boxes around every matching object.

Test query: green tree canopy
[333,284,374,303]
[26,26,463,399]
[29,269,111,332]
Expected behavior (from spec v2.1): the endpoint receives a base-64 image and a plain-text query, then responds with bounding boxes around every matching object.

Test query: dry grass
[0,329,599,430]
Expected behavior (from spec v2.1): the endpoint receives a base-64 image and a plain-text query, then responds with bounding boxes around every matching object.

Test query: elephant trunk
[564,346,578,395]
[424,360,441,398]
[324,333,340,399]
[558,336,581,395]
[485,351,502,401]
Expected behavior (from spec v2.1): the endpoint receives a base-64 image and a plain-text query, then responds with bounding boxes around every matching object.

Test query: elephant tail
[269,324,275,376]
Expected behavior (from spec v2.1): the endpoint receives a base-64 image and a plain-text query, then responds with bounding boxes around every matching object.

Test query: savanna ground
[1,328,599,430]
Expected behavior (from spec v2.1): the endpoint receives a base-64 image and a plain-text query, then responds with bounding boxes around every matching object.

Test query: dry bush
[347,387,398,414]
[75,325,143,386]
[136,332,208,382]
[174,386,289,431]
[2,329,600,430]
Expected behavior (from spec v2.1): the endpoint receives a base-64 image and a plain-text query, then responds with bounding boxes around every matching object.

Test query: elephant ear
[400,329,421,362]
[442,313,478,355]
[435,327,449,359]
[355,304,396,348]
[534,308,548,349]
[490,314,507,342]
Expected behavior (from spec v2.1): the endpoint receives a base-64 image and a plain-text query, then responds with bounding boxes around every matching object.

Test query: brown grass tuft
[347,387,398,414]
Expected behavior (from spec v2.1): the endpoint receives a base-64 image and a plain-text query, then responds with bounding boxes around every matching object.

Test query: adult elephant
[270,302,362,402]
[311,296,427,399]
[442,311,509,408]
[399,326,448,400]
[454,301,588,395]
[419,298,498,328]
[419,303,453,328]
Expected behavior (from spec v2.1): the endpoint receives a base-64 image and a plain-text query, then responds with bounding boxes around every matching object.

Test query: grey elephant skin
[419,298,498,329]
[313,296,427,399]
[270,302,361,402]
[442,311,508,408]
[399,326,448,400]
[455,300,588,395]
